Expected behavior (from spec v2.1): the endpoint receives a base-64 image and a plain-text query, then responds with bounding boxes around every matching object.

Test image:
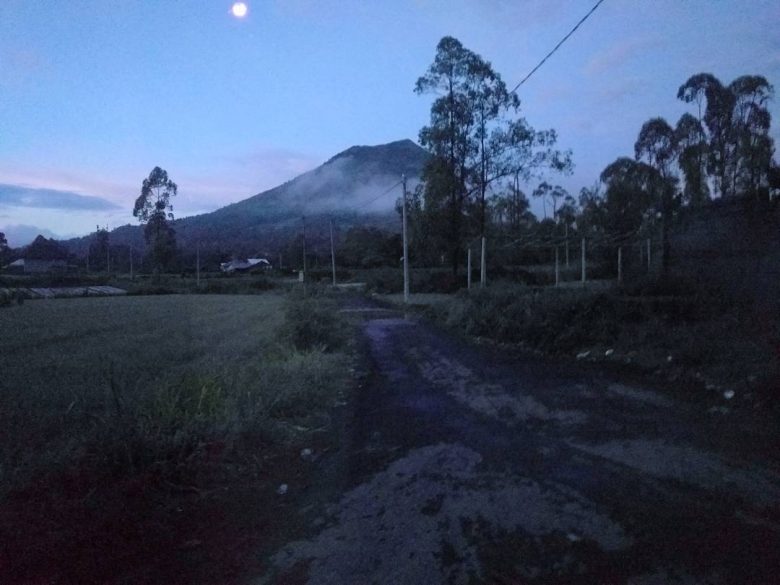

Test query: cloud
[0,224,65,247]
[598,77,648,103]
[169,146,323,214]
[584,38,660,77]
[0,48,49,86]
[225,147,321,184]
[0,165,132,202]
[0,184,121,211]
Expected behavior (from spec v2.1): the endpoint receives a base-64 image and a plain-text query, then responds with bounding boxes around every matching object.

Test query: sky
[1,0,778,246]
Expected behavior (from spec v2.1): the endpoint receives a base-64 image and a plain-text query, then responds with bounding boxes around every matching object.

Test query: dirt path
[262,300,780,585]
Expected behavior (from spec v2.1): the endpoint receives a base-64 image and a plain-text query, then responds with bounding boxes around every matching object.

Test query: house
[3,259,67,274]
[220,258,271,273]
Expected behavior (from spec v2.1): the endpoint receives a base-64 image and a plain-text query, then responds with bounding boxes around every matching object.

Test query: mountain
[1,224,65,248]
[65,139,429,259]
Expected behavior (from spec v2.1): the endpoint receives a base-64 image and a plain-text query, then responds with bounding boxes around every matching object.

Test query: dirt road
[263,301,780,584]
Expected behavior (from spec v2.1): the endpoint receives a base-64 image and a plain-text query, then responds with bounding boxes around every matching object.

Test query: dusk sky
[1,0,778,246]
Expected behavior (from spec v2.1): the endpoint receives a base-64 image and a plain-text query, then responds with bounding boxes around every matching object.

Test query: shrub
[278,297,346,352]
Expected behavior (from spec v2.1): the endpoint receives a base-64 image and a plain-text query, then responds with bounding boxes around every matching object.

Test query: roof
[220,258,271,272]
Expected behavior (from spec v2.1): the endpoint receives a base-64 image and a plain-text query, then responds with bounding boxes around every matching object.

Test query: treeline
[403,36,779,273]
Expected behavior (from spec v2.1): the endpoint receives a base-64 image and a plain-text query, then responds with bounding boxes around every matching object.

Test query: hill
[66,139,429,259]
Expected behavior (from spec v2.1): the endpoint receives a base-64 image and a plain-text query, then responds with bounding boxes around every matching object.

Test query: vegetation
[23,234,69,260]
[425,279,779,403]
[0,293,350,495]
[413,36,571,274]
[133,166,178,271]
[87,225,111,272]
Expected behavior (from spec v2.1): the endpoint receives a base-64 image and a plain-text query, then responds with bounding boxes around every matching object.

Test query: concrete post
[480,237,486,288]
[467,248,472,290]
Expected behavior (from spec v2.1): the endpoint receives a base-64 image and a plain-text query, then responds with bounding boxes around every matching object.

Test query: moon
[231,2,248,18]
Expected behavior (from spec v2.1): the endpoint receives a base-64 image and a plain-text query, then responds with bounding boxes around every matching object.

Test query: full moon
[231,2,248,18]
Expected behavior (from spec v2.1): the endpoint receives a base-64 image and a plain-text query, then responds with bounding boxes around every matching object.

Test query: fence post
[618,246,623,284]
[646,238,651,272]
[402,175,409,303]
[480,237,487,288]
[581,238,586,284]
[329,218,337,287]
[555,246,560,287]
[467,247,472,290]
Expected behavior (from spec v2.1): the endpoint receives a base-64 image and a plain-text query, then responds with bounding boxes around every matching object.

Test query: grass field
[0,293,349,492]
[0,291,353,582]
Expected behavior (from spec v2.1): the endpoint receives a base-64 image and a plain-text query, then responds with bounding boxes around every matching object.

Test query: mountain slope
[66,139,428,258]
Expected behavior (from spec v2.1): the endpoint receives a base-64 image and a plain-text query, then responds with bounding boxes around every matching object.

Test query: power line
[351,180,403,212]
[509,0,606,95]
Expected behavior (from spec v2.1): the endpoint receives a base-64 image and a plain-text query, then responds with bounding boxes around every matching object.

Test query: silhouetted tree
[635,117,679,268]
[677,73,775,200]
[26,235,68,260]
[88,226,110,271]
[133,167,178,271]
[415,36,571,273]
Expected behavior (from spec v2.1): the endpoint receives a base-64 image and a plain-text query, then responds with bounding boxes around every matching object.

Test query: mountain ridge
[64,139,429,259]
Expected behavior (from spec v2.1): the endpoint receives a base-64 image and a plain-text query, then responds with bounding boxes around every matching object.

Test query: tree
[415,36,484,274]
[0,232,7,268]
[577,184,607,237]
[466,55,518,238]
[133,167,178,271]
[88,226,110,272]
[729,75,774,200]
[677,73,776,200]
[635,117,680,269]
[675,113,709,205]
[532,181,569,219]
[26,235,68,260]
[599,157,659,236]
[555,194,578,230]
[415,36,571,273]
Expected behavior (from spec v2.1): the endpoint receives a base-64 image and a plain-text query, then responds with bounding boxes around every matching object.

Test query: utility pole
[329,218,337,287]
[302,216,307,296]
[618,246,623,284]
[467,247,472,290]
[130,246,134,281]
[196,242,200,288]
[565,223,570,268]
[555,246,560,287]
[402,174,410,303]
[581,238,586,284]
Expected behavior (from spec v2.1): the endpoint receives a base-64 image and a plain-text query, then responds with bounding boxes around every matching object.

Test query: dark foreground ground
[265,298,780,585]
[3,296,778,584]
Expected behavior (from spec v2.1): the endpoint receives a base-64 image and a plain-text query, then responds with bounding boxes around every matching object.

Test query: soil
[266,296,780,585]
[2,295,778,584]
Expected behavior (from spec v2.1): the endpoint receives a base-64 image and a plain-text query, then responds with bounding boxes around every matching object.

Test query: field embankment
[383,277,779,412]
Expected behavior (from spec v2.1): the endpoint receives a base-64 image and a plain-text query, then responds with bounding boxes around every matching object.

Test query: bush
[277,297,346,352]
[435,285,622,351]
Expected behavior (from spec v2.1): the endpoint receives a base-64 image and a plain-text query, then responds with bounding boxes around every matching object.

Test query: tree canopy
[414,36,572,273]
[133,167,178,270]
